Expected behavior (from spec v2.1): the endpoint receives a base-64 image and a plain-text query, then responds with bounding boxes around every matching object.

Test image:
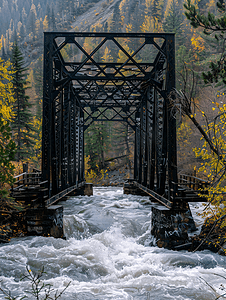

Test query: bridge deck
[11,170,208,210]
[11,169,86,207]
[124,174,209,209]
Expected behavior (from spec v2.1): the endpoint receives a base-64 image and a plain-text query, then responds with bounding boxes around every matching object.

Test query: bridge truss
[42,32,177,206]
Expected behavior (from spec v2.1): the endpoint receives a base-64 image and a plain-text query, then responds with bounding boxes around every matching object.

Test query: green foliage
[85,121,110,171]
[184,0,226,84]
[184,0,226,32]
[0,56,15,121]
[33,56,43,120]
[0,114,16,196]
[193,103,226,219]
[175,45,198,89]
[163,0,184,47]
[183,0,226,222]
[11,42,36,161]
[203,59,226,84]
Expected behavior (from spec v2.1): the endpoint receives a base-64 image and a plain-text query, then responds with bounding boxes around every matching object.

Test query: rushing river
[0,187,226,300]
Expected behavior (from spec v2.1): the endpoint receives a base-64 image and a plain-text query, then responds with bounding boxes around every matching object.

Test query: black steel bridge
[11,32,208,247]
[42,32,177,206]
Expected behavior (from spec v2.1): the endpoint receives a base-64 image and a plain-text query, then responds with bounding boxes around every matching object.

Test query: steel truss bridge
[41,32,181,208]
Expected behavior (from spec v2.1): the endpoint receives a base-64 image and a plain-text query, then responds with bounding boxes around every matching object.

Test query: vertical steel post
[139,106,143,184]
[75,104,80,184]
[42,33,53,197]
[148,87,155,190]
[134,110,140,181]
[68,85,73,186]
[71,94,77,184]
[143,96,148,186]
[61,85,70,190]
[80,109,85,182]
[165,35,177,203]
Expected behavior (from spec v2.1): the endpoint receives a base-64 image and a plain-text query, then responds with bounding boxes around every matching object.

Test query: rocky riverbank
[0,197,27,243]
[190,215,226,255]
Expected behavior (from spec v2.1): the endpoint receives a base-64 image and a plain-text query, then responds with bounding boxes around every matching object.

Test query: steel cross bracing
[42,32,177,206]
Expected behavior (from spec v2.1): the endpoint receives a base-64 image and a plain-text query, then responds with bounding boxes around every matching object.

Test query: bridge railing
[11,165,48,206]
[12,171,42,189]
[178,174,209,192]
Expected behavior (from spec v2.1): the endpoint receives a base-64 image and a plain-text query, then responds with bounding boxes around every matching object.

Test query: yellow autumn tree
[43,15,48,31]
[193,103,226,219]
[102,47,113,63]
[191,31,205,60]
[0,57,15,121]
[0,52,16,194]
[141,15,162,33]
[141,0,164,33]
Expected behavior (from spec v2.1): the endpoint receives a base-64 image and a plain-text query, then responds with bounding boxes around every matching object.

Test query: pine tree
[129,0,144,32]
[1,38,7,61]
[11,42,36,161]
[33,56,43,119]
[27,3,37,41]
[163,0,185,47]
[51,8,57,31]
[141,0,164,32]
[109,3,121,33]
[0,115,16,195]
[46,4,51,29]
[184,0,226,84]
[0,50,16,195]
[149,0,164,21]
[85,121,110,171]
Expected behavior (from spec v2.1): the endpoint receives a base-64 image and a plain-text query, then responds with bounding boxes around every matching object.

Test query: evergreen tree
[85,121,110,171]
[27,3,37,41]
[0,50,16,195]
[51,8,57,31]
[46,4,57,31]
[1,39,7,61]
[149,0,164,20]
[33,56,43,119]
[129,0,144,32]
[163,0,185,47]
[0,115,16,196]
[11,42,36,161]
[46,4,51,29]
[19,24,26,41]
[141,0,164,32]
[109,3,121,33]
[184,0,226,84]
[21,7,27,25]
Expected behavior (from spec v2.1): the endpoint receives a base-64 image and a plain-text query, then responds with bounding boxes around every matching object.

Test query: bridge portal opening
[42,32,177,205]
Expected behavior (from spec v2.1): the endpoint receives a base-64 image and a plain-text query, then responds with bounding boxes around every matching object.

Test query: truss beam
[42,32,177,203]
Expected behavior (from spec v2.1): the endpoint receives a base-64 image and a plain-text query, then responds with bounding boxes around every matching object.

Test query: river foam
[0,187,225,299]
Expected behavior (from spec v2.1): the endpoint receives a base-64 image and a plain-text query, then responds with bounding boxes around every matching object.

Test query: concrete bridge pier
[151,202,196,249]
[75,183,93,196]
[124,181,197,249]
[25,205,64,238]
[25,183,93,238]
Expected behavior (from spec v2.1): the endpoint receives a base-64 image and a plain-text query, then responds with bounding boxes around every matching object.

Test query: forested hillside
[0,0,211,60]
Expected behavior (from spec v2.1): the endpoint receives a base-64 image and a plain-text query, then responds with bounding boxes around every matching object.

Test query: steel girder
[42,32,177,202]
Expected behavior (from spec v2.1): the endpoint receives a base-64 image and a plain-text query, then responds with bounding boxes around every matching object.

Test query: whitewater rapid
[0,187,225,299]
